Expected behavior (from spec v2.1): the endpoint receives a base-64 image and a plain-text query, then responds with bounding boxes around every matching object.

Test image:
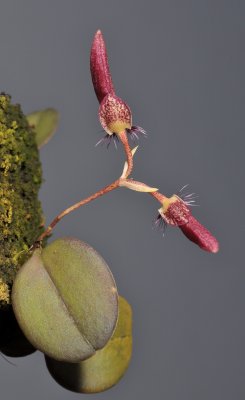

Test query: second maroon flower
[155,193,219,253]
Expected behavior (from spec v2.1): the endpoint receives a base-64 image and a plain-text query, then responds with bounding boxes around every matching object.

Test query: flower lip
[99,93,132,136]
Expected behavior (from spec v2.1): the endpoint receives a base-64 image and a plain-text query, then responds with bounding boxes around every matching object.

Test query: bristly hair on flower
[95,132,119,149]
[177,184,199,207]
[126,126,147,142]
[153,213,167,236]
[96,125,147,149]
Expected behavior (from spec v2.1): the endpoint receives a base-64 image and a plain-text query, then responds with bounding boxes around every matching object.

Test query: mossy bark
[0,94,44,307]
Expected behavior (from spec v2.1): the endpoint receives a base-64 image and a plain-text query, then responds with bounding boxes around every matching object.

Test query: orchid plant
[0,30,218,394]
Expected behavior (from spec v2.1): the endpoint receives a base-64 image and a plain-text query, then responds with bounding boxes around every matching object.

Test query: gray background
[0,0,244,399]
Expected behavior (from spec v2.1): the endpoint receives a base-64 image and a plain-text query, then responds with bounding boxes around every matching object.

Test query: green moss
[0,94,44,307]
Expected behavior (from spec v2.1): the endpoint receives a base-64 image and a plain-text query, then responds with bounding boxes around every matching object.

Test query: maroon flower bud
[91,30,146,147]
[155,194,219,253]
[90,30,115,103]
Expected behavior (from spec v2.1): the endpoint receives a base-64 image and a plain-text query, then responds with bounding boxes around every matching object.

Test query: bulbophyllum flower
[154,193,219,253]
[90,30,146,147]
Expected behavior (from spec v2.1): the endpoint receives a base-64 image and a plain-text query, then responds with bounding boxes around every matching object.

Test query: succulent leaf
[26,108,59,148]
[12,238,118,362]
[45,296,132,393]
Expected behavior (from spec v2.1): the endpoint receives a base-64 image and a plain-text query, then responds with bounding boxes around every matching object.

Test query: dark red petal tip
[90,30,115,103]
[180,215,219,253]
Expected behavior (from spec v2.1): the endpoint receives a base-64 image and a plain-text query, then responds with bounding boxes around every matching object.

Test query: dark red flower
[156,194,219,253]
[90,30,146,146]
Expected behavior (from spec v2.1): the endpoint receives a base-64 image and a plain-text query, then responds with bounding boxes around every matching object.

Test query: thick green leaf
[26,108,59,148]
[45,296,132,393]
[12,238,118,362]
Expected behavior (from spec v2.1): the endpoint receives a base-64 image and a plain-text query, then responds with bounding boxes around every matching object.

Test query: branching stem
[37,179,120,243]
[35,131,165,246]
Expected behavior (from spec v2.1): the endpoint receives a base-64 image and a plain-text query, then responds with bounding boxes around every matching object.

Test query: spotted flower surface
[158,195,190,226]
[155,194,219,253]
[99,93,132,135]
